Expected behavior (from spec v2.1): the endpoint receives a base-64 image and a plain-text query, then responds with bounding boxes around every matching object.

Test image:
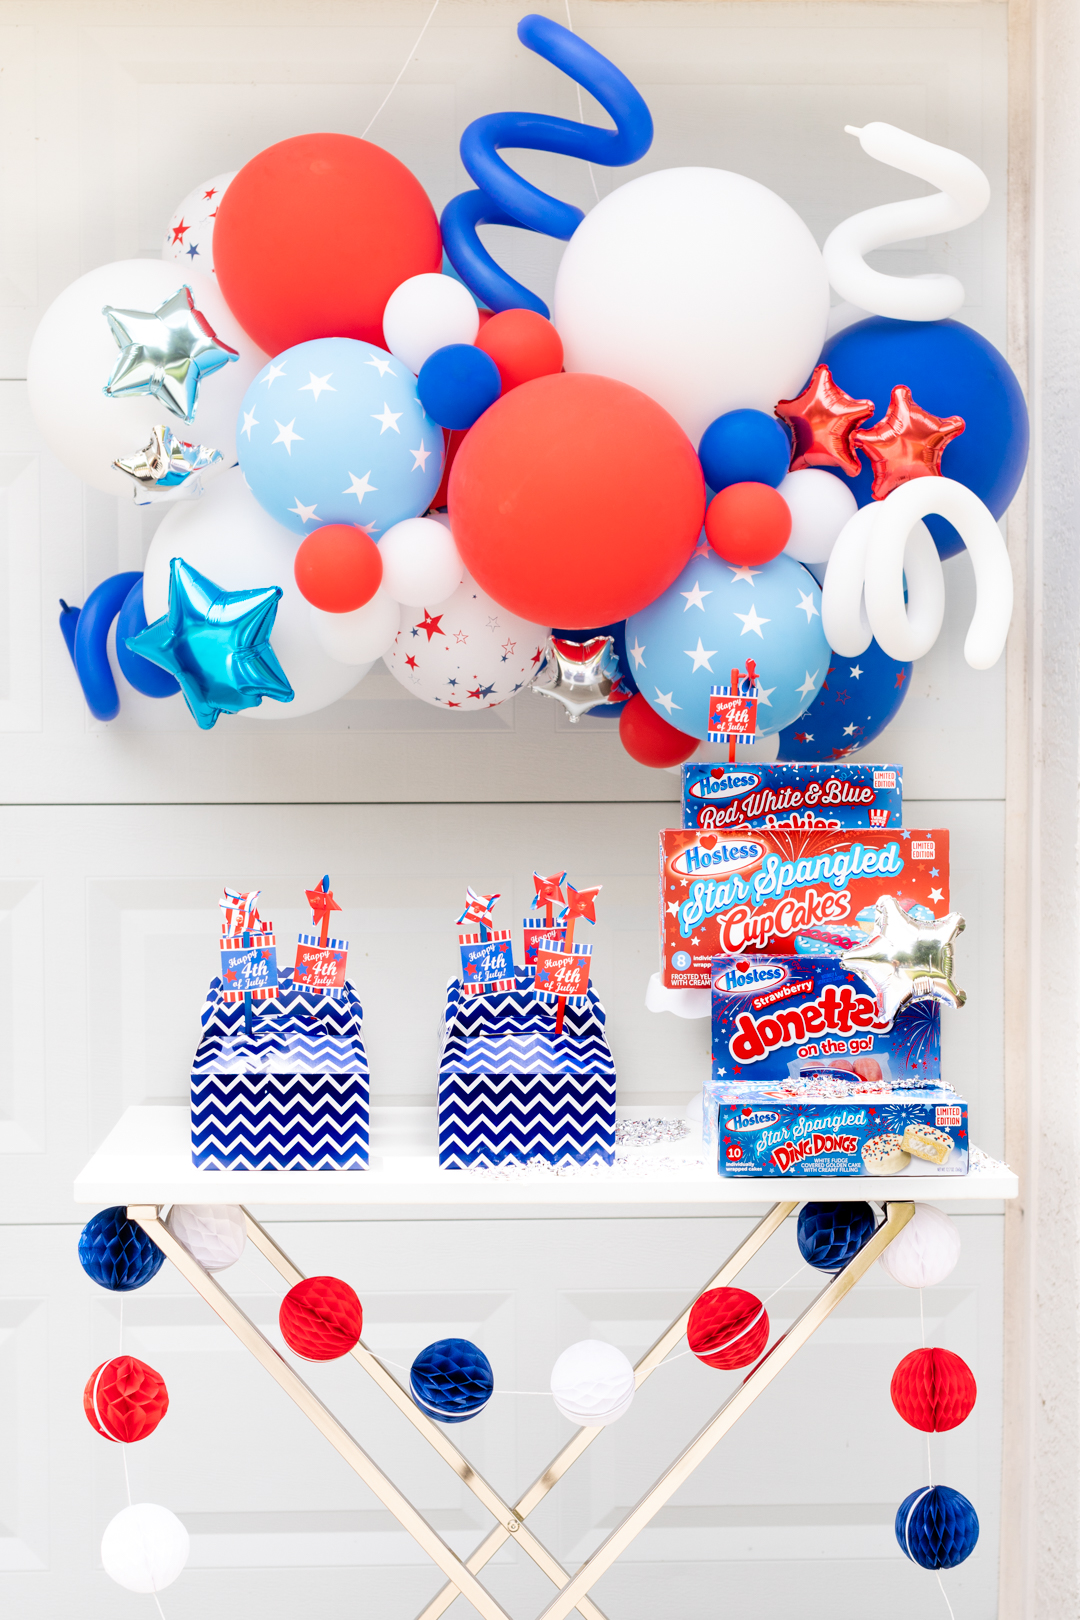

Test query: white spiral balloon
[822,501,944,659]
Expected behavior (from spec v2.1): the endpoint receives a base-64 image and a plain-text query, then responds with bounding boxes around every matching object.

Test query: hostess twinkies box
[682,763,902,832]
[659,826,949,989]
[713,1075,968,1177]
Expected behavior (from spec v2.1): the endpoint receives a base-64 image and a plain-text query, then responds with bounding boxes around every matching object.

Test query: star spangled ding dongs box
[681,762,903,831]
[659,826,950,989]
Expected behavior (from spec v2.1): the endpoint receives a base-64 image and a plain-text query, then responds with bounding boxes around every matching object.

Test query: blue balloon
[550,619,639,718]
[896,1485,979,1570]
[625,546,830,739]
[776,636,911,761]
[796,1201,876,1273]
[410,1338,494,1424]
[698,410,791,493]
[418,344,502,430]
[116,579,183,699]
[820,317,1029,561]
[236,338,443,539]
[79,1206,165,1292]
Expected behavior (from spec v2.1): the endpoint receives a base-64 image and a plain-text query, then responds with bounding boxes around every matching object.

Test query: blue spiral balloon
[59,573,180,721]
[441,14,653,316]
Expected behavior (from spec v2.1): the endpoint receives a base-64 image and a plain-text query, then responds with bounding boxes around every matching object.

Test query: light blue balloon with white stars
[625,543,830,739]
[236,337,444,539]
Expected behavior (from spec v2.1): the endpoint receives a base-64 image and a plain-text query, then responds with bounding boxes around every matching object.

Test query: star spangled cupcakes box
[681,762,903,832]
[658,826,950,989]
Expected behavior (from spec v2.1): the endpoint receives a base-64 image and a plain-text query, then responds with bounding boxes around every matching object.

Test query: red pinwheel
[305,874,342,947]
[533,871,566,924]
[457,888,500,932]
[561,884,601,926]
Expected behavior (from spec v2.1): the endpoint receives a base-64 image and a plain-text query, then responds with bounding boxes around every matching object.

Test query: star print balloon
[776,636,911,761]
[162,172,236,278]
[624,543,831,739]
[384,571,548,710]
[236,336,443,538]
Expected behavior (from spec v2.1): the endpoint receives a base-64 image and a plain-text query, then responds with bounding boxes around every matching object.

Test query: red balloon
[619,693,698,768]
[84,1355,169,1444]
[431,427,467,510]
[475,310,564,393]
[294,525,383,612]
[890,1347,977,1432]
[280,1276,363,1361]
[687,1287,769,1370]
[705,482,792,566]
[214,135,441,354]
[449,373,705,627]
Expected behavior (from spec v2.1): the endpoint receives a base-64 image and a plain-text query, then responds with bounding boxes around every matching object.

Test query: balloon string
[360,0,441,142]
[122,1443,132,1507]
[563,0,601,204]
[935,1572,957,1620]
[119,1297,124,1355]
[153,1594,167,1620]
[919,1287,926,1346]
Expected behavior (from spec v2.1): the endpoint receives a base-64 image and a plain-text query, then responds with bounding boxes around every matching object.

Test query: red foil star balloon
[774,364,875,476]
[852,385,966,500]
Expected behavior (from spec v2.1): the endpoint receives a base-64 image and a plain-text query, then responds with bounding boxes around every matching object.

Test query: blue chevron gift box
[438,967,616,1168]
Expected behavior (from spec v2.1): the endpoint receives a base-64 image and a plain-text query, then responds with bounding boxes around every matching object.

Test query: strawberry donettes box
[659,826,949,989]
[682,762,903,832]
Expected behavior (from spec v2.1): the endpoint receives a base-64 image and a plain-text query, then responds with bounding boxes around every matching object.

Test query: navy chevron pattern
[438,969,616,1169]
[191,970,370,1170]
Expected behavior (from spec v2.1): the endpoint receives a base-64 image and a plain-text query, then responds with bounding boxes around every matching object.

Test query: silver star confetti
[533,634,629,722]
[102,285,238,422]
[114,423,225,503]
[841,894,966,1024]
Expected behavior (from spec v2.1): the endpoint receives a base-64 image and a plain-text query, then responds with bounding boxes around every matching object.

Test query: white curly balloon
[823,123,991,321]
[822,501,943,659]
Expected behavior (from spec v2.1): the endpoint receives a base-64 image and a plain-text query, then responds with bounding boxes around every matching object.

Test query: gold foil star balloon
[840,894,966,1024]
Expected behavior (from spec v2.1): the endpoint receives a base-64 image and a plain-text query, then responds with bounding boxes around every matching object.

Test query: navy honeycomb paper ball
[797,1201,877,1273]
[895,1484,980,1569]
[78,1206,165,1292]
[410,1338,494,1424]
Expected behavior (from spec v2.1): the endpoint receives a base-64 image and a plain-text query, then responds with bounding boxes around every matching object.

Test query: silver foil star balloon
[533,634,629,722]
[841,893,966,1025]
[114,424,225,503]
[102,286,238,422]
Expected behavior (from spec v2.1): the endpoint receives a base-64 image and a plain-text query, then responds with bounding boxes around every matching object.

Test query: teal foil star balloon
[102,286,238,422]
[126,557,293,729]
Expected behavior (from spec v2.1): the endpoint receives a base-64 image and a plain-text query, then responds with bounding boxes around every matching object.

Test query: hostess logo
[725,1109,780,1132]
[670,837,765,877]
[713,960,789,995]
[688,770,761,802]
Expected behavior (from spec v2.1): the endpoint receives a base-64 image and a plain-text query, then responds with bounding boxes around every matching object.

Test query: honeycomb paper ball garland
[165,1203,247,1272]
[100,1502,191,1594]
[410,1338,494,1424]
[878,1201,962,1289]
[279,1276,363,1361]
[891,1347,977,1434]
[896,1484,980,1570]
[84,1356,170,1444]
[687,1288,769,1371]
[550,1339,636,1426]
[796,1201,877,1274]
[79,1206,165,1292]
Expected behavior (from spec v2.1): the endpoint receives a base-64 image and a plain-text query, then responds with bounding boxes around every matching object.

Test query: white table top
[74,1105,1018,1217]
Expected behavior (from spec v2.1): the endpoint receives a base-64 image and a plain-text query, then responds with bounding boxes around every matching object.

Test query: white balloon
[162,171,237,278]
[550,1340,635,1426]
[27,260,267,499]
[311,587,400,664]
[101,1504,190,1594]
[383,273,480,375]
[821,502,943,660]
[384,572,548,710]
[165,1203,246,1271]
[143,470,369,718]
[379,516,465,606]
[780,469,859,565]
[554,168,829,444]
[879,1203,962,1289]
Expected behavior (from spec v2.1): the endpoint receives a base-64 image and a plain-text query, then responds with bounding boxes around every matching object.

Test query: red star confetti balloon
[890,1347,976,1433]
[162,172,236,278]
[279,1276,363,1361]
[775,364,875,476]
[84,1355,169,1443]
[687,1287,769,1370]
[851,385,966,499]
[384,571,548,709]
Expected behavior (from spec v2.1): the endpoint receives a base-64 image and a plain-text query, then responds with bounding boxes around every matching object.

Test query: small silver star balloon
[102,286,238,422]
[114,423,225,503]
[533,634,629,722]
[841,894,967,1025]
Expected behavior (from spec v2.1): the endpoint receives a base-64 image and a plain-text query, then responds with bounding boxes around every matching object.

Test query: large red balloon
[448,373,705,627]
[214,135,441,354]
[619,693,698,768]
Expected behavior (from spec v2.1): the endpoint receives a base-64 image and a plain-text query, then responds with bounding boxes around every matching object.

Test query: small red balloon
[688,1287,770,1370]
[280,1276,363,1361]
[475,309,564,394]
[890,1347,977,1433]
[431,428,467,511]
[84,1355,169,1443]
[619,693,698,768]
[294,525,383,612]
[705,482,792,566]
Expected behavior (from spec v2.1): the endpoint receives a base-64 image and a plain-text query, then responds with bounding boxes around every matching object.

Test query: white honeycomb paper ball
[878,1203,961,1289]
[166,1204,247,1272]
[550,1339,635,1426]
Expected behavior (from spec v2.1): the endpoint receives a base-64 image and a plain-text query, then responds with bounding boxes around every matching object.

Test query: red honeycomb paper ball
[687,1287,769,1370]
[83,1355,169,1443]
[890,1347,977,1433]
[279,1276,363,1361]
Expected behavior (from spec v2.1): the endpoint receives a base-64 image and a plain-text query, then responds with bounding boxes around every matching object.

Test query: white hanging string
[919,1287,926,1346]
[563,0,601,204]
[936,1572,957,1620]
[361,0,441,142]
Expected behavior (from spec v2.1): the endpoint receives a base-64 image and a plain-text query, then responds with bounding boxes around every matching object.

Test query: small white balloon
[780,469,859,565]
[311,587,400,664]
[101,1503,190,1594]
[879,1203,962,1289]
[162,171,236,278]
[384,572,547,709]
[383,273,481,375]
[166,1204,247,1271]
[379,516,465,606]
[550,1339,635,1426]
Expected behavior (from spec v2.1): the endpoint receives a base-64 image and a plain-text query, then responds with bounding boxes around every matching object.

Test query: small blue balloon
[776,637,911,761]
[79,1206,165,1292]
[698,410,791,493]
[896,1485,979,1570]
[797,1202,876,1273]
[820,317,1029,561]
[116,578,182,699]
[410,1337,494,1424]
[418,344,502,430]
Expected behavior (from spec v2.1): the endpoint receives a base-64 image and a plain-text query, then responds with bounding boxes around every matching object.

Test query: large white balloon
[101,1503,190,1594]
[554,168,830,444]
[143,471,370,718]
[311,588,400,665]
[382,273,480,375]
[384,572,547,709]
[27,260,266,499]
[550,1340,635,1426]
[165,1203,247,1271]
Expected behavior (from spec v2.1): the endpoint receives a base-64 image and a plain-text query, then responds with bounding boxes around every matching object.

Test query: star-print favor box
[659,826,949,988]
[682,762,903,832]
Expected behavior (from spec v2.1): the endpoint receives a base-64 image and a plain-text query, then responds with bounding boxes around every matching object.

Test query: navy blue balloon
[410,1338,494,1424]
[797,1202,877,1274]
[776,637,911,761]
[820,317,1029,561]
[549,619,639,718]
[78,1206,165,1292]
[896,1485,979,1569]
[698,409,791,493]
[418,344,502,431]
